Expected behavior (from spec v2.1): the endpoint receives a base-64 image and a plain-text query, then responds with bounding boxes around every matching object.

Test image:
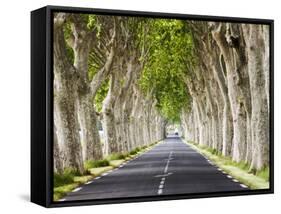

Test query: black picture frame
[31,5,274,208]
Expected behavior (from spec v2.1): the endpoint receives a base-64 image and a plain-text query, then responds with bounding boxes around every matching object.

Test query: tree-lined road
[62,136,247,201]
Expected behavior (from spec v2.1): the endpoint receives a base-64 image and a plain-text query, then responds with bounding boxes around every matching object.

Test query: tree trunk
[243,24,270,171]
[77,93,103,161]
[102,73,119,154]
[53,125,63,174]
[71,30,104,162]
[53,14,84,174]
[212,23,249,163]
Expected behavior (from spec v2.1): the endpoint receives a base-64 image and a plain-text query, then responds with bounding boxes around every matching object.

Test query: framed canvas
[31,5,274,208]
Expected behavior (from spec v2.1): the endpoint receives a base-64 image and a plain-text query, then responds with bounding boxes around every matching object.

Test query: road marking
[101,173,108,176]
[163,158,174,161]
[217,168,222,171]
[158,189,163,195]
[72,187,82,192]
[157,151,173,195]
[222,171,227,174]
[232,179,239,183]
[154,172,173,178]
[227,175,232,179]
[85,181,93,185]
[95,176,101,180]
[240,184,248,188]
[164,152,173,173]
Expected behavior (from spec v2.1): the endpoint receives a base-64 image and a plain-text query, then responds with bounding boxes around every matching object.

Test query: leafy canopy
[139,19,194,122]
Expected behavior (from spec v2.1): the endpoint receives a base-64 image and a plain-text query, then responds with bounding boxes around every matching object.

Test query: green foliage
[62,21,74,64]
[129,147,141,155]
[94,80,109,112]
[54,183,79,201]
[53,168,80,187]
[106,153,127,161]
[87,15,98,31]
[256,166,269,181]
[141,145,148,150]
[139,19,194,122]
[84,159,110,170]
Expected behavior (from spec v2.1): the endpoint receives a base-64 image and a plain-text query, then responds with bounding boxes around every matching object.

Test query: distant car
[175,132,178,135]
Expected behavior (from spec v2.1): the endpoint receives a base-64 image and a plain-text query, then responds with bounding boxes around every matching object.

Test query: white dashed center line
[72,187,82,192]
[164,152,173,174]
[240,184,248,188]
[221,171,247,188]
[157,151,173,195]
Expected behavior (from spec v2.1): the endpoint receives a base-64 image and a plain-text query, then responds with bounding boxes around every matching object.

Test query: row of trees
[181,21,270,172]
[53,13,171,174]
[53,12,270,175]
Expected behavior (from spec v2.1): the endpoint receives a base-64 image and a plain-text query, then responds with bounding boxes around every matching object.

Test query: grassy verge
[53,140,162,201]
[184,140,269,190]
[89,166,113,176]
[109,159,126,167]
[53,173,94,201]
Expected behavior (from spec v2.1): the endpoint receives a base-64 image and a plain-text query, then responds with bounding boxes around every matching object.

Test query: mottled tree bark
[53,125,63,174]
[181,21,269,172]
[53,13,84,174]
[68,15,116,161]
[102,73,120,155]
[243,24,270,171]
[212,23,249,163]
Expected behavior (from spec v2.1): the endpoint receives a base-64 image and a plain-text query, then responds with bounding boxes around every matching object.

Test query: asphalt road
[61,135,248,201]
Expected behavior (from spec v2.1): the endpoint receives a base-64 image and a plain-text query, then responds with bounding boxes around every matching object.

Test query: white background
[0,0,279,213]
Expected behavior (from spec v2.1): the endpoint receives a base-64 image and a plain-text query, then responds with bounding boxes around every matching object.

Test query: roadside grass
[106,153,127,161]
[129,147,141,155]
[185,140,269,190]
[53,172,93,201]
[84,159,110,170]
[89,166,113,176]
[53,140,163,201]
[109,159,126,167]
[54,168,80,187]
[54,183,79,201]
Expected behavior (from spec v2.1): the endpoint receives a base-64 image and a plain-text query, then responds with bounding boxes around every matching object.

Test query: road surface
[61,136,247,201]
